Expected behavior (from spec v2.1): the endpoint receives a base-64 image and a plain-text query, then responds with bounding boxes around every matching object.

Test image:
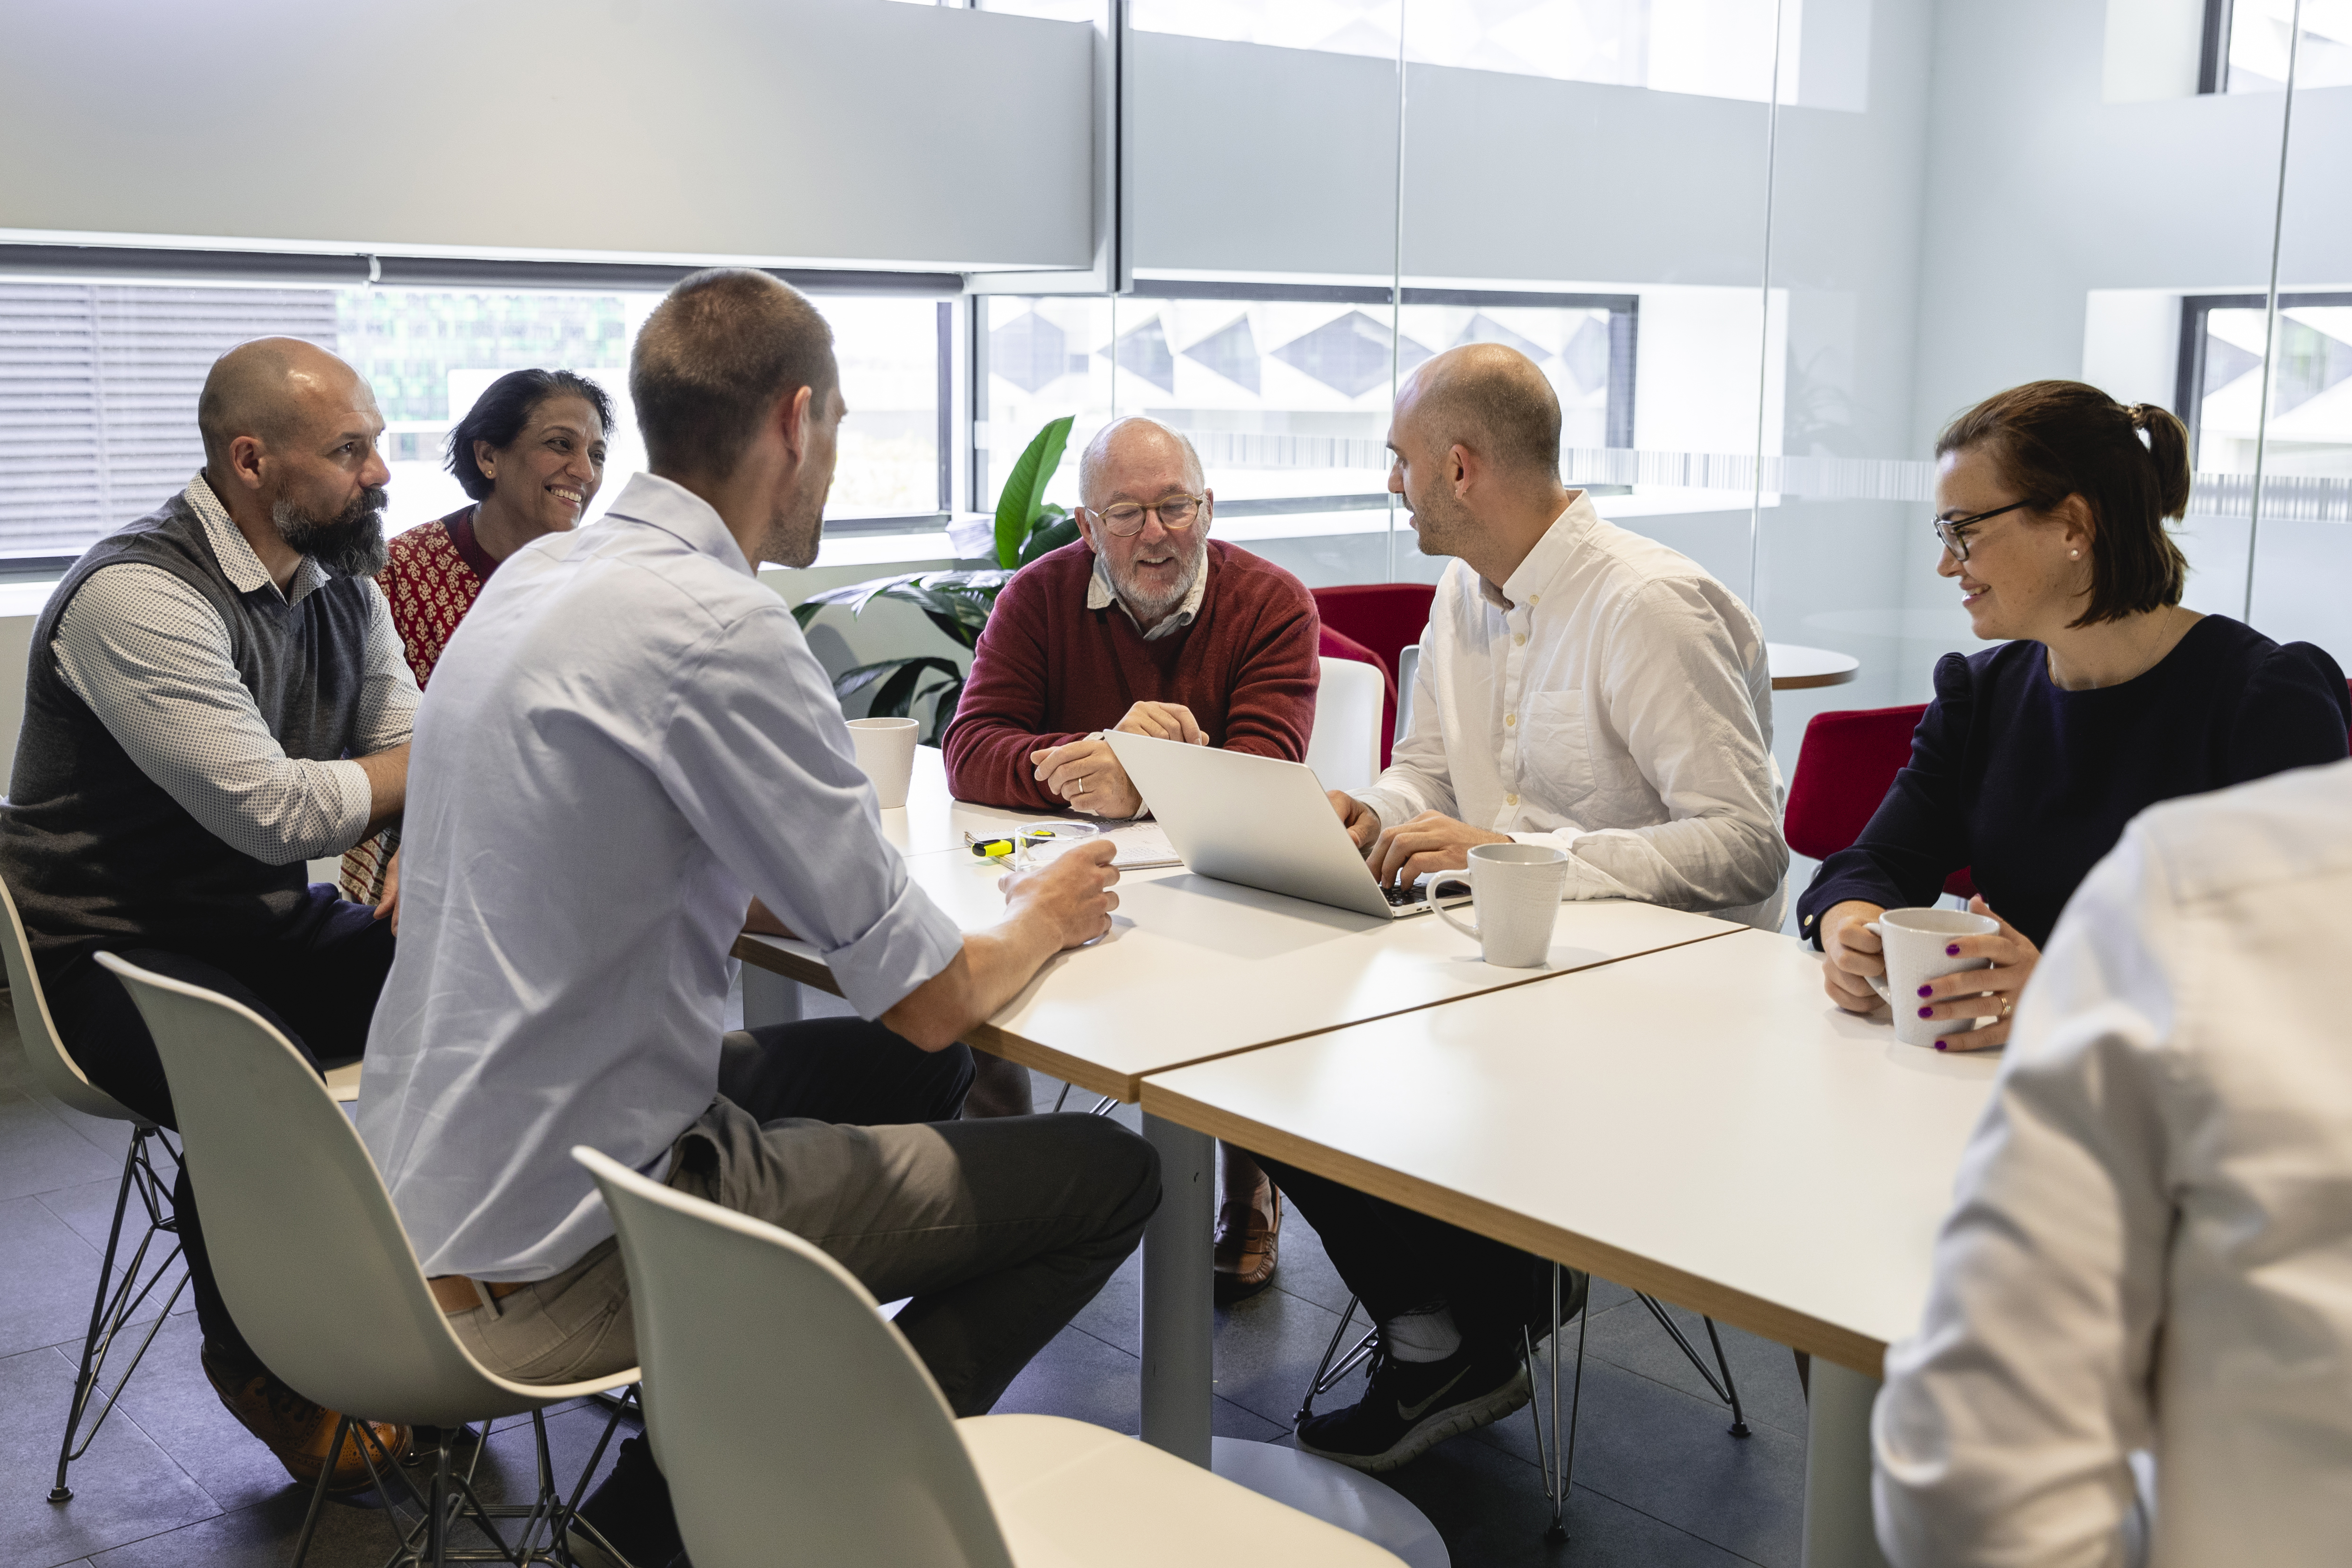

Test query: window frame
[2177,290,2352,467]
[0,244,968,567]
[969,279,1638,519]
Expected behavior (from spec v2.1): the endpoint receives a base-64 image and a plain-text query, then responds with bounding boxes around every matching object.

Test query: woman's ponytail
[2128,403,2192,521]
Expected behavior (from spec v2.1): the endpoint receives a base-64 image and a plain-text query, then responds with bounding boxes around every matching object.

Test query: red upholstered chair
[1784,704,1976,903]
[1312,584,1436,767]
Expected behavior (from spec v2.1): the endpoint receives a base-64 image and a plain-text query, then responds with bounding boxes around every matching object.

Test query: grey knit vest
[0,491,376,975]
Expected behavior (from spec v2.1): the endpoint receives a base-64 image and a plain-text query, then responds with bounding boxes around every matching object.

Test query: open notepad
[1097,820,1183,870]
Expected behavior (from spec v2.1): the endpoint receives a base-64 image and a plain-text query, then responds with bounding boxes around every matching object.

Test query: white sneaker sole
[1295,1362,1534,1474]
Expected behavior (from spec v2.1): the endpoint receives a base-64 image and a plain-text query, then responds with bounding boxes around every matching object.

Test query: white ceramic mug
[1427,843,1569,968]
[846,717,920,809]
[1863,906,1999,1047]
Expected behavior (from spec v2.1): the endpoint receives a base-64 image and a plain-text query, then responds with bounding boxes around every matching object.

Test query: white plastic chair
[1392,644,1421,750]
[573,1145,1406,1568]
[0,875,187,1504]
[1307,655,1384,794]
[97,951,639,1568]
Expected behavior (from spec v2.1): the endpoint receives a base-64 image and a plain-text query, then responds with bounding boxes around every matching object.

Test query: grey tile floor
[2,1000,1808,1567]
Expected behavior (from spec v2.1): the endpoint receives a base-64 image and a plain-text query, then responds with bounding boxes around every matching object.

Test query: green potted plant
[792,415,1078,744]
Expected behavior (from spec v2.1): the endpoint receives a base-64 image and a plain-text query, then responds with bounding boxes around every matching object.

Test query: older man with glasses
[943,414,1319,1294]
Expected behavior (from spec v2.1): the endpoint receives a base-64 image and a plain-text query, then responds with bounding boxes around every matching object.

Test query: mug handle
[1426,871,1479,939]
[1861,919,1892,1005]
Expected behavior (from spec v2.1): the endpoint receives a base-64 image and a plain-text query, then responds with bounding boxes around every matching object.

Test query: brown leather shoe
[200,1341,411,1494]
[1213,1174,1281,1302]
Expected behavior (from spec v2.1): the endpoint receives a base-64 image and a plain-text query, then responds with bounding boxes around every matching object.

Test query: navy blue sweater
[1798,616,2349,949]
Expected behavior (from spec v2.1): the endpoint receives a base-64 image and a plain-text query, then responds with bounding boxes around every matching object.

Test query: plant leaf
[870,656,962,718]
[1017,515,1081,566]
[831,659,912,701]
[994,415,1075,569]
[924,674,966,746]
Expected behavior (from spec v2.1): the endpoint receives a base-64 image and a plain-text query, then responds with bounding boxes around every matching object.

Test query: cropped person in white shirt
[1263,343,1788,1474]
[1874,756,2352,1567]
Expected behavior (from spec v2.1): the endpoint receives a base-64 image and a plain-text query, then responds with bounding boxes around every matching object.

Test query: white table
[736,793,1740,1566]
[877,746,1035,855]
[1767,642,1862,691]
[739,853,1740,1100]
[1140,929,2002,1568]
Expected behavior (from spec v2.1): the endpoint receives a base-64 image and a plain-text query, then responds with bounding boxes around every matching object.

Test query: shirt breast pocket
[1520,689,1599,808]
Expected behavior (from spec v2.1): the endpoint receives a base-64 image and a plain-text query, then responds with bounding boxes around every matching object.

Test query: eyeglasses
[1931,500,2032,563]
[1090,494,1205,537]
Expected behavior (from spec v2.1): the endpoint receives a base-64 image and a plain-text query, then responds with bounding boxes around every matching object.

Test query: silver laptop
[1103,732,1467,920]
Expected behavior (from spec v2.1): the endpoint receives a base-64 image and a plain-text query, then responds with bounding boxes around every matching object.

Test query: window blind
[0,283,335,560]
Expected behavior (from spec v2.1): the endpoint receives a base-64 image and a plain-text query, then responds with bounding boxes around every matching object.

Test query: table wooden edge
[1770,668,1861,690]
[733,934,1148,1103]
[1137,1078,1890,1377]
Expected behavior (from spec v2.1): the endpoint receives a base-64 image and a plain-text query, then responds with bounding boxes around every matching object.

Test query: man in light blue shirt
[360,268,1159,1568]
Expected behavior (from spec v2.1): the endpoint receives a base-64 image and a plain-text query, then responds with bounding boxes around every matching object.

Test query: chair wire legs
[1522,1263,1587,1545]
[1047,1081,1121,1117]
[291,1386,641,1567]
[50,1124,187,1503]
[1293,1296,1380,1427]
[1634,1292,1750,1437]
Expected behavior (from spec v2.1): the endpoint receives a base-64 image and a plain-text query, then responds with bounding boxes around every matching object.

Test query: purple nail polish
[1918,1006,1934,1018]
[1946,943,1961,956]
[1917,984,1933,998]
[1934,1041,1947,1051]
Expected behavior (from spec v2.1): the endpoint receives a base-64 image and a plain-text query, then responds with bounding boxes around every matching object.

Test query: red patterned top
[338,508,501,901]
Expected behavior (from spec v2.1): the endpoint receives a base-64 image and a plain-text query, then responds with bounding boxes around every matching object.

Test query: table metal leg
[740,967,803,1031]
[1139,1113,1213,1467]
[1801,1360,1892,1568]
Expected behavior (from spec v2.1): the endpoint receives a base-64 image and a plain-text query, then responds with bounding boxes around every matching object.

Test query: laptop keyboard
[1384,878,1472,907]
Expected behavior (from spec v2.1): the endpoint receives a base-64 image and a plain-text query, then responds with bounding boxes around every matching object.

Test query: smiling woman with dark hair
[1798,379,2350,1050]
[339,369,612,901]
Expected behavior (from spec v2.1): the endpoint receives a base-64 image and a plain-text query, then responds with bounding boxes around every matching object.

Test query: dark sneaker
[1294,1338,1530,1473]
[567,1434,683,1568]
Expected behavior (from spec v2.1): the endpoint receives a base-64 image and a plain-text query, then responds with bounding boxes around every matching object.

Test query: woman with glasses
[1800,380,2348,1047]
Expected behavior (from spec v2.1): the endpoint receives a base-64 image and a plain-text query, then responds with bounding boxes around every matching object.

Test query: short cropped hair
[1937,380,2191,628]
[631,269,836,482]
[1413,344,1563,481]
[445,370,615,501]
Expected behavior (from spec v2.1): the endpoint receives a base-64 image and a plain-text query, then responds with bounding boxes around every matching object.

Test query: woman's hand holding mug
[1913,896,2040,1051]
[1818,900,1887,1014]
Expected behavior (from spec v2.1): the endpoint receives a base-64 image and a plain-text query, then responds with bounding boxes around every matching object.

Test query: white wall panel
[0,0,1095,272]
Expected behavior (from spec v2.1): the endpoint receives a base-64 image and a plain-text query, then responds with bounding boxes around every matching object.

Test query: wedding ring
[2000,999,2012,1019]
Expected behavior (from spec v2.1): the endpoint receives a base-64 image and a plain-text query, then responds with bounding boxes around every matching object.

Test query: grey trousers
[448,1021,1161,1417]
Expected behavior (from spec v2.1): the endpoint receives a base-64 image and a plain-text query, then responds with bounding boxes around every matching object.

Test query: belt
[427,1275,529,1316]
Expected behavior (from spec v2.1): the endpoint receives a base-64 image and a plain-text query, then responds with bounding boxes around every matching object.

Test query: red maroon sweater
[944,539,1321,810]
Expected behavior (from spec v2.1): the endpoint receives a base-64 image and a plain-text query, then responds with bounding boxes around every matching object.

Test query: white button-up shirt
[1874,757,2352,1568]
[1356,494,1787,928]
[359,474,965,1280]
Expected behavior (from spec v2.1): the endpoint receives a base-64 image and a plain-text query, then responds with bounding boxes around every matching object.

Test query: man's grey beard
[274,486,388,577]
[1111,529,1209,623]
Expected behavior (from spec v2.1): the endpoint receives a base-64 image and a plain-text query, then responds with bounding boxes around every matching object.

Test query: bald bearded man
[0,338,420,1491]
[1263,344,1788,1473]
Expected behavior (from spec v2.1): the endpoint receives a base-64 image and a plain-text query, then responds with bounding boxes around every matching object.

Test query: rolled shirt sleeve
[653,603,965,1019]
[51,563,397,864]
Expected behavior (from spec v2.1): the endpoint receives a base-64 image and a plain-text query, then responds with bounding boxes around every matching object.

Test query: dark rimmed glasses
[1931,500,2032,563]
[1091,493,1205,537]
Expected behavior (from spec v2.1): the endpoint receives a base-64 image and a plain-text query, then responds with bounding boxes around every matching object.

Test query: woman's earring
[2069,549,2080,559]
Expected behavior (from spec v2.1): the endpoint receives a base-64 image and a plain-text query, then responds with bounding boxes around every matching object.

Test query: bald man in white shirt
[1264,343,1787,1474]
[1875,756,2352,1566]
